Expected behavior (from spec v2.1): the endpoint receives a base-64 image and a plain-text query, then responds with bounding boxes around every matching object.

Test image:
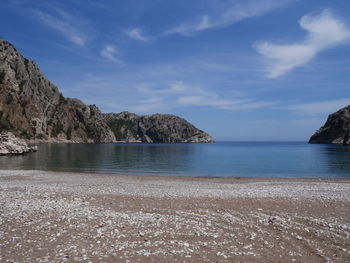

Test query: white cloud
[167,82,187,93]
[178,95,243,107]
[177,95,274,110]
[134,81,275,112]
[33,9,90,47]
[72,78,274,113]
[255,9,350,78]
[100,45,123,63]
[287,98,350,115]
[127,98,166,112]
[125,28,149,41]
[137,81,198,95]
[165,0,293,36]
[64,55,272,114]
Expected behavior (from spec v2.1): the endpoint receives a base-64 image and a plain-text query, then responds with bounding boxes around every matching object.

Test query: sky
[1,0,350,141]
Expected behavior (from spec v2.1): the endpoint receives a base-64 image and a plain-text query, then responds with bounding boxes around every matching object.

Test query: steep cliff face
[104,112,214,143]
[0,38,115,142]
[309,105,350,145]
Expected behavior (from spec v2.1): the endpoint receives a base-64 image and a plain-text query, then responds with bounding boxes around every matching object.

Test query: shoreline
[1,169,349,262]
[1,168,350,182]
[1,169,350,201]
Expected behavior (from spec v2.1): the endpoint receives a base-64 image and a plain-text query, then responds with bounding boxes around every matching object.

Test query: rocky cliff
[309,105,350,145]
[104,112,214,143]
[0,38,115,142]
[0,38,213,143]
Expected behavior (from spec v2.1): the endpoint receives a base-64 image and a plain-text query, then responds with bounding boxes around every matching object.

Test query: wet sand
[0,170,349,262]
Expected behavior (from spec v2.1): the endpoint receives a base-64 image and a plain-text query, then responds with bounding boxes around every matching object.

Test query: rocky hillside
[104,112,214,143]
[0,38,213,143]
[309,105,350,145]
[0,38,115,142]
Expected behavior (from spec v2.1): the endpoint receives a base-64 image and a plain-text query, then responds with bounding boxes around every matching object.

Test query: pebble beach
[0,170,349,262]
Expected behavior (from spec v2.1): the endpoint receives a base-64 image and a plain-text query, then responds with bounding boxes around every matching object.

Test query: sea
[0,142,350,178]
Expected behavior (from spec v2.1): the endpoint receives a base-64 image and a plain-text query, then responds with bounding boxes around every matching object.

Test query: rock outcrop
[309,105,350,145]
[104,112,214,143]
[0,38,115,143]
[0,132,37,155]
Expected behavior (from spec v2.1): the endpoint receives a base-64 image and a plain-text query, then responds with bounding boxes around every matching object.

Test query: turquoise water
[0,142,350,178]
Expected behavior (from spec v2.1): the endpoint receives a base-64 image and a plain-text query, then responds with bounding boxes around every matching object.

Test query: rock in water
[309,105,350,145]
[104,112,214,143]
[0,132,37,155]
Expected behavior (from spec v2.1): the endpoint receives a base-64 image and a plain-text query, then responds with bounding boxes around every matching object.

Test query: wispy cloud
[137,81,199,95]
[125,28,149,41]
[126,97,166,112]
[255,9,350,78]
[165,0,294,36]
[135,81,275,112]
[100,45,123,63]
[177,95,274,110]
[63,47,273,114]
[33,9,91,47]
[287,98,350,115]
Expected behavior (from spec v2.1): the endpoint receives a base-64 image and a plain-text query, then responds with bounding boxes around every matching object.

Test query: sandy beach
[0,170,349,262]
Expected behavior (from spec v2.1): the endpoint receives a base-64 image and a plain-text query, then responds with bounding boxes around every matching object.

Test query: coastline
[1,169,349,262]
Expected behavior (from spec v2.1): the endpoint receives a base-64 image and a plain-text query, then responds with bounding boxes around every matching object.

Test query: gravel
[0,169,349,262]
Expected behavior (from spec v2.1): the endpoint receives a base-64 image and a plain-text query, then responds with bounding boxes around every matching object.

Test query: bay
[0,142,350,178]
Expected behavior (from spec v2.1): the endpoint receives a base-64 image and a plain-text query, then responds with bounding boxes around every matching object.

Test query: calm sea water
[0,142,350,178]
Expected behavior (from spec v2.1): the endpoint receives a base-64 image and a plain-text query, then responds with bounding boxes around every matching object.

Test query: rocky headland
[309,105,350,145]
[0,38,213,144]
[104,112,213,143]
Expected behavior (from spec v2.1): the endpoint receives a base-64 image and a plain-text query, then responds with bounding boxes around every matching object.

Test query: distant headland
[309,105,350,145]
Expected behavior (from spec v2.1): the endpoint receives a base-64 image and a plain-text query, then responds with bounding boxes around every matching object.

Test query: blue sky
[1,0,350,141]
